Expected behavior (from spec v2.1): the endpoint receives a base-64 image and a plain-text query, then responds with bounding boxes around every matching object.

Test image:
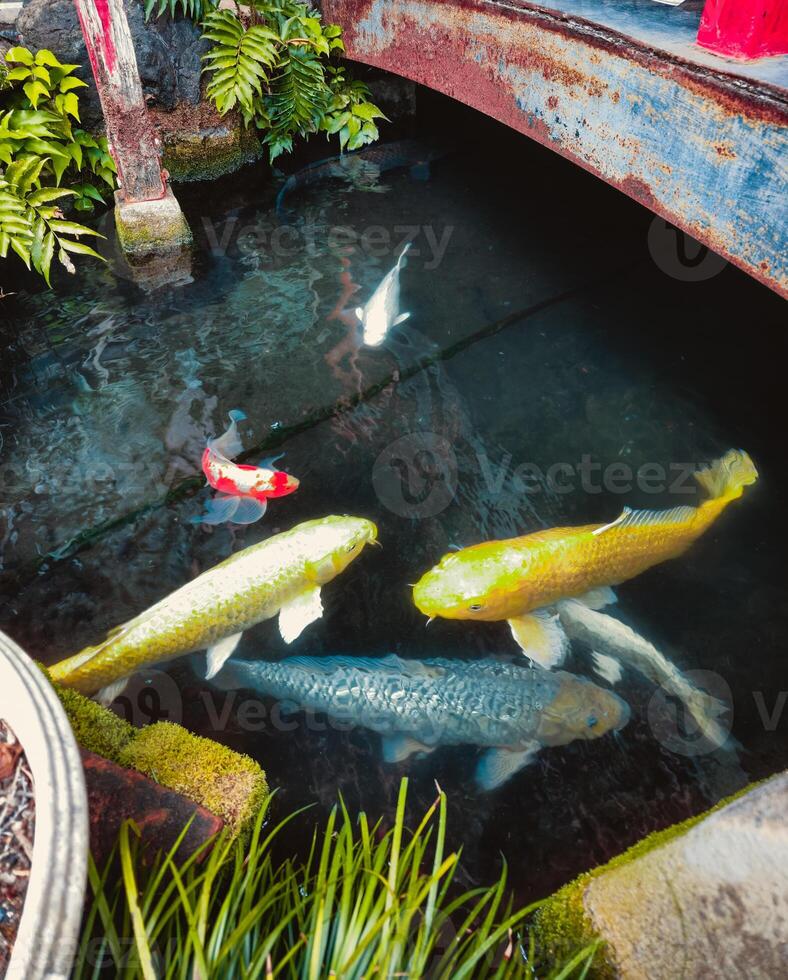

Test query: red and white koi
[193,410,299,525]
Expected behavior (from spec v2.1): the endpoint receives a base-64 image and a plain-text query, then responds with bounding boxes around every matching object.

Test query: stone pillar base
[114,185,193,258]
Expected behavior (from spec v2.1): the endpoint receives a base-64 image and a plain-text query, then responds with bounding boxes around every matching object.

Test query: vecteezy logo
[647,217,728,282]
[108,668,183,726]
[372,432,458,519]
[646,669,732,757]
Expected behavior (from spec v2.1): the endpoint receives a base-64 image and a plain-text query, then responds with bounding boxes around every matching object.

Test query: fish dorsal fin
[592,504,695,536]
[508,610,569,669]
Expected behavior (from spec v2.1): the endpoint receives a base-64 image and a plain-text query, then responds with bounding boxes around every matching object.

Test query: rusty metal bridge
[321,0,788,298]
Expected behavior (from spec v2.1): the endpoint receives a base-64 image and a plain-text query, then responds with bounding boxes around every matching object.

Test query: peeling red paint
[74,0,166,203]
[94,0,117,74]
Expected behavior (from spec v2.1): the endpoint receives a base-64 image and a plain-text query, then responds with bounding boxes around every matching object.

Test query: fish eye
[587,715,598,728]
[345,541,358,553]
[468,603,484,612]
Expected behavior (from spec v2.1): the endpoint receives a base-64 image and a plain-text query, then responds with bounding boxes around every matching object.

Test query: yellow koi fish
[50,515,378,699]
[413,450,757,667]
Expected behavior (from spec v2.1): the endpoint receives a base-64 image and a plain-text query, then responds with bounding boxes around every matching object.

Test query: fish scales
[49,517,377,694]
[220,656,595,747]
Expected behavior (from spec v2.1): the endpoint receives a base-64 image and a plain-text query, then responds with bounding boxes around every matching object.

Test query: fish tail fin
[684,685,732,750]
[695,449,758,502]
[49,640,110,683]
[397,241,412,268]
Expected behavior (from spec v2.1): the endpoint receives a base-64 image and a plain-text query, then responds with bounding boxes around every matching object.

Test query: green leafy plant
[73,779,600,979]
[144,0,209,20]
[0,47,116,285]
[146,0,386,162]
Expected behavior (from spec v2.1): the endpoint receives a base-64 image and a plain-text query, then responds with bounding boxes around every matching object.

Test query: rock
[81,750,223,865]
[152,101,263,183]
[16,0,208,129]
[535,772,788,978]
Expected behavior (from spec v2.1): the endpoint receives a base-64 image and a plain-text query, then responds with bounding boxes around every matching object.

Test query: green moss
[53,684,135,761]
[532,778,766,976]
[114,191,193,258]
[163,126,263,183]
[49,675,268,839]
[118,722,268,838]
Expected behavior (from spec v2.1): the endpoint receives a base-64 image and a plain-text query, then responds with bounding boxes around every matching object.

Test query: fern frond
[202,10,278,116]
[265,45,328,151]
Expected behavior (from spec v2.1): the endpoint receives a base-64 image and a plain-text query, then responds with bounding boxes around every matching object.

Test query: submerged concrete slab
[552,772,788,978]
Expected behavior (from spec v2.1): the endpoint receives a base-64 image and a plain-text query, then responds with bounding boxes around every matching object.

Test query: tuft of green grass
[73,778,599,979]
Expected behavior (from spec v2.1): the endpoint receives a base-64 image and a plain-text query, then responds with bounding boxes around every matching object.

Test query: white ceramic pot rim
[0,630,88,980]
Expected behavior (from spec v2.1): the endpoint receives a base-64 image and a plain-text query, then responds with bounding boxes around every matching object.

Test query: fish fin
[354,306,364,322]
[508,610,569,668]
[205,632,244,680]
[476,743,541,792]
[592,503,696,536]
[382,735,435,763]
[694,449,758,501]
[229,498,268,525]
[576,587,617,610]
[95,677,131,706]
[208,411,246,459]
[279,586,323,644]
[191,494,241,525]
[591,651,623,686]
[393,312,411,325]
[380,654,445,678]
[396,241,412,268]
[259,453,285,469]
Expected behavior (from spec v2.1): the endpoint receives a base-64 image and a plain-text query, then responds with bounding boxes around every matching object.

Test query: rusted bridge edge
[322,0,788,297]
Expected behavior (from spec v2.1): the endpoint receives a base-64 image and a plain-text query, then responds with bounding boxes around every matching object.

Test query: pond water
[1,101,786,905]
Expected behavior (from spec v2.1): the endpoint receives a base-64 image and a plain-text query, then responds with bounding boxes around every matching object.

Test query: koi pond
[1,104,786,905]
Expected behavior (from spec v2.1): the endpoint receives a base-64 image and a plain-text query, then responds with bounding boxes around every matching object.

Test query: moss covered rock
[533,776,777,978]
[153,103,263,184]
[118,722,268,837]
[52,678,267,838]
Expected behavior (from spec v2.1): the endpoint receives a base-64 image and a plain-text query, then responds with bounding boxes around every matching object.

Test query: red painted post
[697,0,788,60]
[73,0,166,202]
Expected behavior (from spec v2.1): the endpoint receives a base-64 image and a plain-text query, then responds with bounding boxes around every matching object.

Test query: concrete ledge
[534,772,788,978]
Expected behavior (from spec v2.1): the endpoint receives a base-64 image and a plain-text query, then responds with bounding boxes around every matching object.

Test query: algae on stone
[118,721,268,838]
[51,677,268,838]
[53,684,136,761]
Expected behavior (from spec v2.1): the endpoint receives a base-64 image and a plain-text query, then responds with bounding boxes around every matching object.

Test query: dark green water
[1,104,786,903]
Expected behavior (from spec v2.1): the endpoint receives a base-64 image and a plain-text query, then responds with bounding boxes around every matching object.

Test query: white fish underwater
[355,243,411,346]
[212,653,630,791]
